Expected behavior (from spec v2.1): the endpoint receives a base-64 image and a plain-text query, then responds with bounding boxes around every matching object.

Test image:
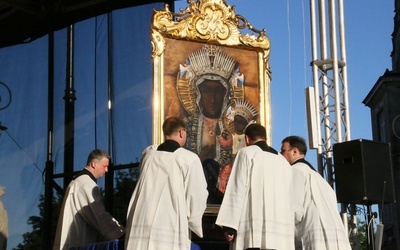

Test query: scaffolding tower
[307,0,352,235]
[308,0,351,188]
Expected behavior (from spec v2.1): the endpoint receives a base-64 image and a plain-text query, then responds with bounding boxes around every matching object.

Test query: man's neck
[248,138,265,146]
[292,156,305,165]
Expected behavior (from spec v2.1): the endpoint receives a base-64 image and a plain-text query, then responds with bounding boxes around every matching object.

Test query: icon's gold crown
[188,45,236,79]
[234,99,258,121]
[224,99,258,134]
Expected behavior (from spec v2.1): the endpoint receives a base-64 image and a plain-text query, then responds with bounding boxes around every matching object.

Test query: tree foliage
[349,219,368,249]
[112,167,140,226]
[13,194,63,250]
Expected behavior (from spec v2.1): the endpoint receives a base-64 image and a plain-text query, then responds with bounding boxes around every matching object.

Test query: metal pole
[105,12,114,214]
[319,0,333,185]
[309,0,324,175]
[328,0,342,141]
[63,24,76,190]
[338,0,351,141]
[43,30,55,250]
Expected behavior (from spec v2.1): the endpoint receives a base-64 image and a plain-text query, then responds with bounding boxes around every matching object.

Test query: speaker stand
[366,204,379,250]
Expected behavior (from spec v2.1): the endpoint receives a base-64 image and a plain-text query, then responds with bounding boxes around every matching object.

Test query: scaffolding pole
[308,0,352,237]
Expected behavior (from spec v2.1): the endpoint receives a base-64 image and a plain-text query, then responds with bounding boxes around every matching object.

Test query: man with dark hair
[281,136,351,249]
[125,117,208,250]
[54,149,125,250]
[216,123,294,250]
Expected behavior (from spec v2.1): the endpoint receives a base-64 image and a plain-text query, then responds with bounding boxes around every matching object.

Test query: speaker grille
[333,139,395,204]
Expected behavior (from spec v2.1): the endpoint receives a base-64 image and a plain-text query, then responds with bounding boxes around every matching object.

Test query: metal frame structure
[308,0,352,237]
[309,0,351,185]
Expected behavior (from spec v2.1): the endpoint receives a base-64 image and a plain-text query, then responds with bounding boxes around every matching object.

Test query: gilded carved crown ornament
[151,0,271,63]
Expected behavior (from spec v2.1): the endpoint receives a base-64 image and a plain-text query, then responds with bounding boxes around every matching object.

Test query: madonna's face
[233,115,248,134]
[198,79,227,118]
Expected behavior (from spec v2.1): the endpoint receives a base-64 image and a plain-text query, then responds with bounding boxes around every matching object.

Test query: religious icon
[151,0,271,206]
[176,45,258,203]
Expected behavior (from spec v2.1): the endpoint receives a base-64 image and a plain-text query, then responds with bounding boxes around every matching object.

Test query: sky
[197,0,393,150]
[176,0,394,169]
[0,0,394,249]
[177,0,393,235]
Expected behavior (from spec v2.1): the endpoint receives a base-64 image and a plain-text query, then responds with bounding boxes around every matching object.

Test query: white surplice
[292,161,351,250]
[53,174,125,250]
[125,146,208,250]
[216,144,294,250]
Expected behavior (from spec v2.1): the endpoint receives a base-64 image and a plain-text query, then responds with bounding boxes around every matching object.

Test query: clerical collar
[293,158,316,171]
[74,168,97,183]
[157,140,180,152]
[255,141,278,155]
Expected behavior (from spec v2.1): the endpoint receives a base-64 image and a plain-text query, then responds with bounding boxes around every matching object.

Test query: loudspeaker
[333,139,395,204]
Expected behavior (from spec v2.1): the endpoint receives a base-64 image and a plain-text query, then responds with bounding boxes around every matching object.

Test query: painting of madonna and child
[163,38,265,204]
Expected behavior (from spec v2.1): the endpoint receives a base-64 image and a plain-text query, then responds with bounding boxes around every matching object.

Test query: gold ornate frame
[151,0,271,146]
[151,0,272,210]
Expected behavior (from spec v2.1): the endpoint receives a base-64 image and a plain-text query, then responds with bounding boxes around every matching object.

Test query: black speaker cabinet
[333,139,395,204]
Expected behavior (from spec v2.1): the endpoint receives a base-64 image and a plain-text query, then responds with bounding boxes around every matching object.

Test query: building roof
[0,0,171,48]
[362,69,400,107]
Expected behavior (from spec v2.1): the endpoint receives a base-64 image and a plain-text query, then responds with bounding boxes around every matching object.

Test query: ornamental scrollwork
[151,0,270,72]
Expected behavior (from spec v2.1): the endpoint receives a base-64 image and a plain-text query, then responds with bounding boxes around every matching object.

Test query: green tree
[13,194,63,250]
[349,218,368,249]
[112,167,140,226]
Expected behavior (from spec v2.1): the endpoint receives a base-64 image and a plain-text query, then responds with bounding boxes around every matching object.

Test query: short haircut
[163,117,185,136]
[86,149,111,166]
[281,136,308,155]
[245,123,266,141]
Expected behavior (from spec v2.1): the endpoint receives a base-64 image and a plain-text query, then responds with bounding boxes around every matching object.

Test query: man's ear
[245,135,250,146]
[90,160,97,169]
[179,129,185,138]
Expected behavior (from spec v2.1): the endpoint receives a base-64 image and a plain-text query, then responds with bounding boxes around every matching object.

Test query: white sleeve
[291,168,306,224]
[185,156,208,238]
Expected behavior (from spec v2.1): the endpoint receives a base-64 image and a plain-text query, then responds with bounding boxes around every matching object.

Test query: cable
[286,0,292,135]
[367,214,374,247]
[301,0,308,89]
[301,0,308,134]
[4,130,42,175]
[380,181,386,222]
[94,16,98,149]
[0,81,12,110]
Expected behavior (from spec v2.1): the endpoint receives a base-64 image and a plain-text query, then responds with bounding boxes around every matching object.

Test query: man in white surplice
[281,136,351,250]
[125,117,208,250]
[53,149,125,250]
[216,123,294,250]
